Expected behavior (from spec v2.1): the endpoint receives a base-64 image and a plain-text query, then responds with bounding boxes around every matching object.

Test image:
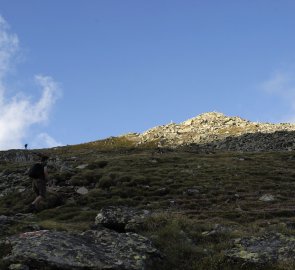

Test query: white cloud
[0,16,18,80]
[262,71,295,96]
[31,133,62,149]
[261,71,295,123]
[0,16,62,150]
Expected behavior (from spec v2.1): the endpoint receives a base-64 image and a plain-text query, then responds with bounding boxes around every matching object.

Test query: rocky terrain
[1,112,295,269]
[125,112,295,152]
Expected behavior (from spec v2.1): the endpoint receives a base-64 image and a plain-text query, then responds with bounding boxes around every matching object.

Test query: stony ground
[1,143,295,269]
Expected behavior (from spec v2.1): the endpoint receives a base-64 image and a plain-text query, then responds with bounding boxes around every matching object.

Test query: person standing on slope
[28,155,49,212]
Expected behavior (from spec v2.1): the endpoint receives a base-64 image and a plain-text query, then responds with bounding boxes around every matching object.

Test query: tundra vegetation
[1,128,295,269]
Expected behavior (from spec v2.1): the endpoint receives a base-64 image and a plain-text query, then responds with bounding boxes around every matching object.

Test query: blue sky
[0,1,295,149]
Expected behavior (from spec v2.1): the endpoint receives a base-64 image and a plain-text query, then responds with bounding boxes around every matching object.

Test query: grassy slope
[1,140,295,269]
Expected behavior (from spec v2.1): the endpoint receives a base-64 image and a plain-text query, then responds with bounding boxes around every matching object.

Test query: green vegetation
[1,143,295,269]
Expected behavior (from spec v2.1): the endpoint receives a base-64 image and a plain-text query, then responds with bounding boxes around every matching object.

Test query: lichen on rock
[227,233,295,266]
[4,228,161,270]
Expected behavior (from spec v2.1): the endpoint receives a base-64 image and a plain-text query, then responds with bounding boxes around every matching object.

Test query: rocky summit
[126,112,295,151]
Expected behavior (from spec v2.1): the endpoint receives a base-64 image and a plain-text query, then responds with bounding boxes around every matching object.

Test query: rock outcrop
[0,151,34,163]
[0,169,28,199]
[3,228,161,270]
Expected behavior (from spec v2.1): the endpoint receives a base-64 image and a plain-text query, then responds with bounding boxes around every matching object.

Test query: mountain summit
[126,112,295,151]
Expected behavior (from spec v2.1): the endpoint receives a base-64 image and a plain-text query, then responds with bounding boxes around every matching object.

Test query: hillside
[1,113,295,269]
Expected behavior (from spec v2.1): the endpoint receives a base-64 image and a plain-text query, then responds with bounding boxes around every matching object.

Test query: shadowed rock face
[182,130,295,153]
[227,233,295,266]
[3,229,161,270]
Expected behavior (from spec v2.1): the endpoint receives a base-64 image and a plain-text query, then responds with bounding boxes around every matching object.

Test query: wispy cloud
[0,16,18,78]
[0,16,62,150]
[31,133,62,149]
[261,71,295,123]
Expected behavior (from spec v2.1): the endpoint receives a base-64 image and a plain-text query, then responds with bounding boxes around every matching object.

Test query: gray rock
[185,188,200,196]
[17,188,26,193]
[95,206,151,232]
[4,229,161,270]
[76,186,89,195]
[202,224,234,237]
[9,264,29,270]
[259,194,275,202]
[227,233,295,265]
[76,164,88,169]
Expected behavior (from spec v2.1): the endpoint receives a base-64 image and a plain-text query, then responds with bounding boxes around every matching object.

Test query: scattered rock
[76,186,89,195]
[17,188,26,193]
[76,164,88,169]
[166,179,174,184]
[259,194,275,202]
[95,206,151,232]
[9,264,29,270]
[185,188,200,196]
[202,224,233,236]
[149,159,158,164]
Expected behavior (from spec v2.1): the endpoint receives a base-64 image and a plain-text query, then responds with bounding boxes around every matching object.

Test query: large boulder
[95,206,151,232]
[3,229,161,270]
[227,233,295,266]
